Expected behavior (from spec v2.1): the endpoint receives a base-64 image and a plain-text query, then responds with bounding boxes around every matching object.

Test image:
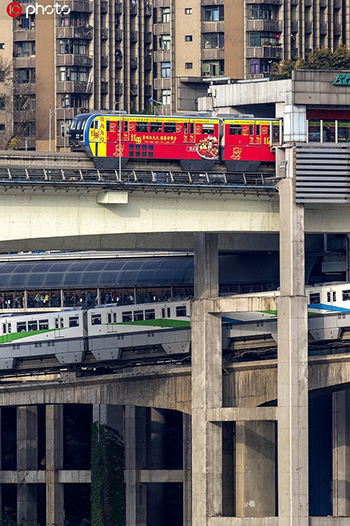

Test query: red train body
[71,113,281,171]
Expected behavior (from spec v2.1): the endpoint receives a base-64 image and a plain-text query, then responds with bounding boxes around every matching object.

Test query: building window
[0,97,5,110]
[202,60,224,76]
[185,8,192,14]
[250,59,261,74]
[185,62,193,69]
[14,41,35,57]
[0,124,5,132]
[250,32,261,47]
[0,44,4,50]
[161,7,170,23]
[161,89,171,105]
[203,33,224,49]
[0,71,4,82]
[249,5,276,20]
[203,6,224,22]
[159,35,171,51]
[185,35,193,42]
[161,61,171,78]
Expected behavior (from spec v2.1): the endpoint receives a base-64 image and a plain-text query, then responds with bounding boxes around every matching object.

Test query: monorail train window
[167,307,171,317]
[136,122,148,133]
[164,123,176,133]
[338,121,350,142]
[69,316,79,327]
[17,322,26,332]
[272,122,280,143]
[309,293,320,304]
[122,311,132,322]
[256,125,260,136]
[28,320,38,331]
[162,308,165,318]
[123,121,129,132]
[134,310,144,321]
[2,324,6,334]
[93,120,100,130]
[55,318,64,329]
[150,123,162,133]
[91,314,102,325]
[249,124,254,135]
[39,319,49,330]
[229,124,242,135]
[202,124,215,135]
[176,306,187,317]
[145,309,155,320]
[8,323,11,333]
[342,290,350,301]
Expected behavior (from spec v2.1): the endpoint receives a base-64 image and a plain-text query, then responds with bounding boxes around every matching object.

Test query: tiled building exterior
[0,0,350,148]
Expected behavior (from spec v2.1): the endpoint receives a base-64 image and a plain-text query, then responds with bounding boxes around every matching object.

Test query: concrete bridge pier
[333,390,350,517]
[46,404,64,526]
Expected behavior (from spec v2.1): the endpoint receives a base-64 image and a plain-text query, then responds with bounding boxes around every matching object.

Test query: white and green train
[1,282,350,371]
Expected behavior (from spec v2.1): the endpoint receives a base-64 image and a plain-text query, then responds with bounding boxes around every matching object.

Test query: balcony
[115,2,122,15]
[13,56,36,68]
[56,54,93,67]
[246,45,282,59]
[334,24,341,36]
[101,81,108,94]
[130,57,138,69]
[246,19,282,32]
[246,0,281,4]
[115,29,123,41]
[56,26,93,40]
[153,22,170,35]
[201,48,224,60]
[115,82,123,95]
[130,31,138,43]
[201,21,224,33]
[101,56,108,67]
[153,50,170,62]
[101,0,108,13]
[291,20,298,32]
[305,21,312,34]
[130,2,137,15]
[56,81,92,94]
[101,28,108,39]
[320,23,327,35]
[116,54,123,68]
[64,0,93,12]
[154,77,170,90]
[13,30,35,42]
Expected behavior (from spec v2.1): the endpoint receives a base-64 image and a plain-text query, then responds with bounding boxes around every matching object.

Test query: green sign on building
[333,73,350,86]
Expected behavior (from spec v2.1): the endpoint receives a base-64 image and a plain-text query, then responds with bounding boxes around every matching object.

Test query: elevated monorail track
[0,166,278,194]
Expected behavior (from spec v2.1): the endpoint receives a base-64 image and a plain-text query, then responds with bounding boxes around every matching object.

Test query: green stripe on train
[0,328,63,345]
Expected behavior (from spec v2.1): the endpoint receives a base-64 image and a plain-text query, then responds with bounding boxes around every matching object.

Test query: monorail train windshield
[69,113,93,151]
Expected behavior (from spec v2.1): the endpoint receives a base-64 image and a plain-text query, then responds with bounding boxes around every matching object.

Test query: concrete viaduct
[1,143,350,525]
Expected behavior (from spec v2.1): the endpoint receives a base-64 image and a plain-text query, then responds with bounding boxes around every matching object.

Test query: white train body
[0,284,348,371]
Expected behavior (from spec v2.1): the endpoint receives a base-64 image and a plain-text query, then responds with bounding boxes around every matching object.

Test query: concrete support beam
[277,148,309,526]
[17,406,38,524]
[46,404,64,526]
[147,408,166,526]
[333,390,350,516]
[192,233,222,526]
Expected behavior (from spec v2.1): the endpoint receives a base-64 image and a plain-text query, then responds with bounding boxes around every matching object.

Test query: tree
[269,44,350,80]
[91,422,125,526]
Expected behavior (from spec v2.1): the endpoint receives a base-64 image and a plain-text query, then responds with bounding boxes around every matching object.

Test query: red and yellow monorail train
[69,113,282,171]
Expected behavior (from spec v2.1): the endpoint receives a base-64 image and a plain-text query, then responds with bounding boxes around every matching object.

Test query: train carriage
[222,118,280,171]
[84,114,220,171]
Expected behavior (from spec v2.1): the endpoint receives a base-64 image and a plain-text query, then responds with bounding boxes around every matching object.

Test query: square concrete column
[46,404,64,526]
[17,406,38,523]
[277,147,309,526]
[192,233,222,526]
[333,390,350,516]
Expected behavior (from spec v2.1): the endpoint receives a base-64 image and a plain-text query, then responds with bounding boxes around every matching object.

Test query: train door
[2,321,11,343]
[183,121,195,143]
[107,311,118,333]
[54,315,64,337]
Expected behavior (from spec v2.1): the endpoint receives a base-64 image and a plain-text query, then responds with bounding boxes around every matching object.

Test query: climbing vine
[91,422,125,526]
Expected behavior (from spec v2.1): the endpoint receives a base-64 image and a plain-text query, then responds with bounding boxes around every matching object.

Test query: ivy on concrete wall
[91,422,125,526]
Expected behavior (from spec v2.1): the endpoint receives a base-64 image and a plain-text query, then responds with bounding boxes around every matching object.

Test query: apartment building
[152,0,350,112]
[0,0,153,150]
